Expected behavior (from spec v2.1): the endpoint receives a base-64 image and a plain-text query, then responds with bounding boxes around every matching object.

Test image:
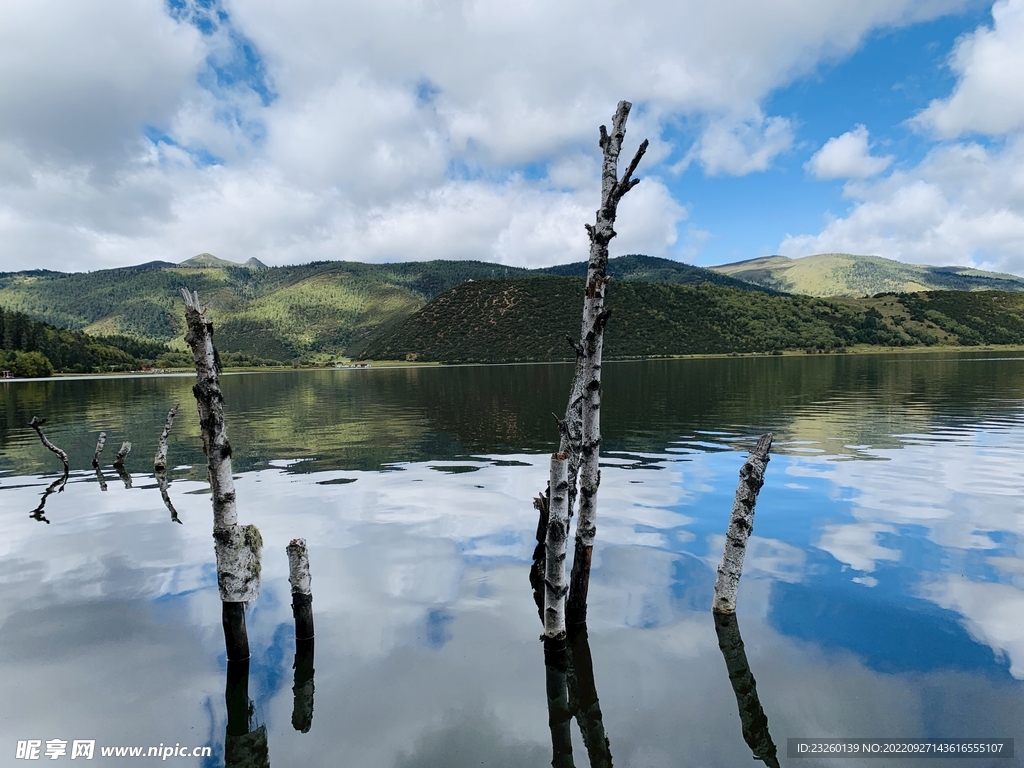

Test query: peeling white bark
[713,433,773,614]
[544,453,570,639]
[214,524,263,603]
[154,404,178,471]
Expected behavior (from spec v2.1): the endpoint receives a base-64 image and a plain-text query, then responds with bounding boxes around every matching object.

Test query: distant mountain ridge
[0,253,741,362]
[709,253,1024,296]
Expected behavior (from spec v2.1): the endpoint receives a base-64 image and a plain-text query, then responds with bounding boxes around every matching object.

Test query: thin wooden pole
[713,433,773,614]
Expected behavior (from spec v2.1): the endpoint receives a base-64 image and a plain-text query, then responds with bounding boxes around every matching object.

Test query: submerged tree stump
[154,404,178,472]
[92,432,107,469]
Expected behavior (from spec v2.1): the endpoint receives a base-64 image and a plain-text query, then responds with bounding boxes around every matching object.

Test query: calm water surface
[2,353,1023,766]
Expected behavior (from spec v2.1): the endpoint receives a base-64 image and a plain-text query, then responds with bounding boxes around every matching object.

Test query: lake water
[2,353,1023,766]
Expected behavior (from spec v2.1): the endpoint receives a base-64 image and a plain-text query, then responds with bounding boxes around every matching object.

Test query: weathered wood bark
[713,433,773,614]
[565,101,647,625]
[713,612,780,768]
[530,488,550,623]
[544,454,571,639]
[181,289,261,660]
[112,441,132,468]
[224,657,270,768]
[92,432,107,469]
[114,462,132,489]
[29,417,69,474]
[29,471,69,524]
[155,469,181,523]
[153,404,178,471]
[287,538,314,640]
[544,637,576,768]
[292,637,315,733]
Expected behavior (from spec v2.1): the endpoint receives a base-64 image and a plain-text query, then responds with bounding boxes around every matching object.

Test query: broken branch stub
[543,453,571,640]
[713,433,773,614]
[154,404,179,471]
[113,441,132,469]
[287,538,314,640]
[92,432,107,468]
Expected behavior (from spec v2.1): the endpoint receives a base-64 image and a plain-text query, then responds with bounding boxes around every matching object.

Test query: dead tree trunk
[544,453,570,639]
[29,417,69,474]
[156,470,182,523]
[713,433,773,614]
[112,441,132,468]
[181,289,261,660]
[92,432,107,468]
[565,101,648,625]
[154,404,178,471]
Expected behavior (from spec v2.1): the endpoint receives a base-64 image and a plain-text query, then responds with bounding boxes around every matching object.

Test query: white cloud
[0,0,976,271]
[805,125,893,179]
[681,112,795,176]
[780,137,1024,271]
[914,0,1024,137]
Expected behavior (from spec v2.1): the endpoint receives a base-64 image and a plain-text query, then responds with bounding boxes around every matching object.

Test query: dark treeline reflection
[714,612,780,768]
[5,351,1024,476]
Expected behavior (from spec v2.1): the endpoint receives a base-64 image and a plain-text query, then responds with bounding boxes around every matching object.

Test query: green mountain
[710,253,1024,297]
[358,278,1024,363]
[0,254,747,362]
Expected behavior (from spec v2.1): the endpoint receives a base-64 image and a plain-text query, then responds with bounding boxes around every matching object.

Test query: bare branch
[28,416,69,474]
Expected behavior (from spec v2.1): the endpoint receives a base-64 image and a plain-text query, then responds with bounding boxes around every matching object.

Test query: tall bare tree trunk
[565,101,648,624]
[544,454,571,639]
[713,433,773,614]
[181,289,261,660]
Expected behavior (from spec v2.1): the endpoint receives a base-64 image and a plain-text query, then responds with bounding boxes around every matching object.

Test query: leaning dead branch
[182,288,261,660]
[92,432,107,468]
[29,417,69,475]
[156,470,182,524]
[564,101,648,625]
[713,433,773,614]
[154,404,179,472]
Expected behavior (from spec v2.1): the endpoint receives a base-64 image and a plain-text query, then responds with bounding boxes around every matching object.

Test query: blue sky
[1,0,1022,274]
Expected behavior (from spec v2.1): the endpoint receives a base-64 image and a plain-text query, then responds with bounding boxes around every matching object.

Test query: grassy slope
[359,278,1024,363]
[710,253,1024,296]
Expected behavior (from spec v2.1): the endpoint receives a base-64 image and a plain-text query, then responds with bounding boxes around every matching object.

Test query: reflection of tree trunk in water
[544,638,576,768]
[292,638,314,733]
[114,463,132,489]
[566,625,612,768]
[155,469,181,523]
[94,465,107,492]
[713,612,780,768]
[29,470,69,524]
[224,658,270,768]
[530,489,550,624]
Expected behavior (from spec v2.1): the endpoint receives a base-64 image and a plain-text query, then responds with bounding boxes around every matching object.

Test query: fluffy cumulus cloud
[913,0,1024,138]
[805,125,893,180]
[784,0,1024,272]
[0,0,974,271]
[781,136,1024,270]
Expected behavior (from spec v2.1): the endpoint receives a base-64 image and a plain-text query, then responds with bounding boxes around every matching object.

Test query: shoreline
[6,343,1024,383]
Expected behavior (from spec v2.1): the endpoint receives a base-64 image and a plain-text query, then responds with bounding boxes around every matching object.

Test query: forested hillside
[0,255,750,361]
[0,306,168,376]
[359,279,1024,363]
